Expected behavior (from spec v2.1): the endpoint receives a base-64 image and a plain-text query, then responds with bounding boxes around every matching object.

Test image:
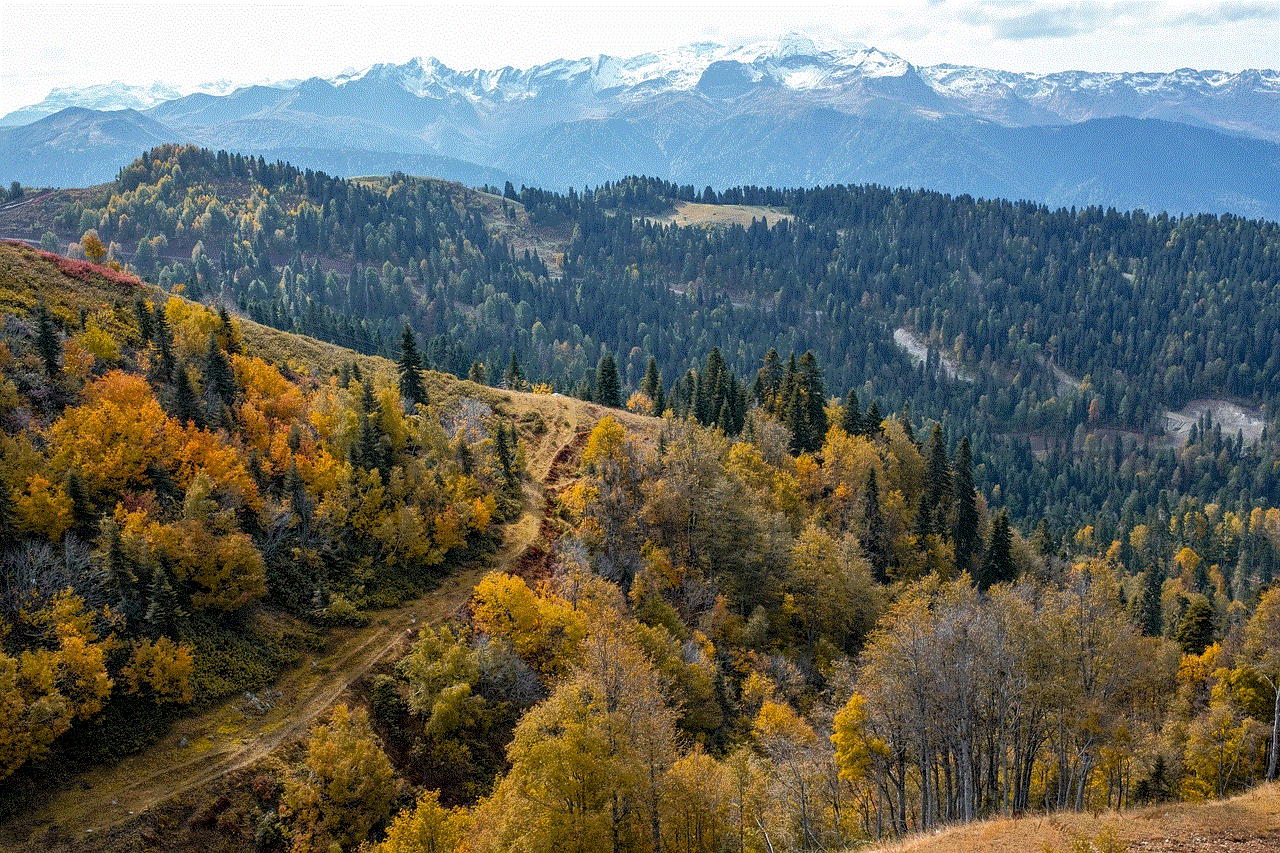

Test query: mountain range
[3,35,1278,217]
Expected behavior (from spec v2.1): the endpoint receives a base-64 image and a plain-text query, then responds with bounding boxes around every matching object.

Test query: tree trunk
[1269,678,1279,781]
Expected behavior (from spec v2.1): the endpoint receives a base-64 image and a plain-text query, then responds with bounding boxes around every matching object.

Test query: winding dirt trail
[5,390,641,850]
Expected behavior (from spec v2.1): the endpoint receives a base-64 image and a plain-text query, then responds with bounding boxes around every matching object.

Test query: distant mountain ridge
[3,35,1278,218]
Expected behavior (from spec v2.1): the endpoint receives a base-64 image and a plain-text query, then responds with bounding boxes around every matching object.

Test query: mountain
[0,79,251,126]
[0,107,181,187]
[4,36,1278,217]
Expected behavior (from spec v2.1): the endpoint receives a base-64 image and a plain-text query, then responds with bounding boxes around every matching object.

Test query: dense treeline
[293,398,1279,853]
[37,146,1280,548]
[0,242,505,787]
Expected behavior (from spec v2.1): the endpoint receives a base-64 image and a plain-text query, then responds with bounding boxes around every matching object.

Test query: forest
[0,142,1278,852]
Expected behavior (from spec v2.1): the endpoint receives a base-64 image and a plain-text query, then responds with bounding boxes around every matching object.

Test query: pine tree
[468,360,487,385]
[863,469,889,583]
[640,357,664,414]
[205,336,237,406]
[756,348,783,410]
[952,437,980,579]
[841,389,862,435]
[134,298,154,343]
[153,304,175,382]
[978,509,1015,591]
[217,306,241,354]
[36,303,61,376]
[0,479,16,546]
[863,401,882,438]
[596,354,621,408]
[1176,596,1215,655]
[174,366,200,426]
[796,351,828,451]
[1139,564,1164,636]
[925,423,952,534]
[397,324,428,407]
[504,352,525,391]
[65,471,94,534]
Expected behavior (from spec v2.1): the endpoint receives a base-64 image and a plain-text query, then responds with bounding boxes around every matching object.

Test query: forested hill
[4,144,1280,541]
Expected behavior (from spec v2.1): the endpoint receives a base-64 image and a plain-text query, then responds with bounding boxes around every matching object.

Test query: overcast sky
[2,1,1276,114]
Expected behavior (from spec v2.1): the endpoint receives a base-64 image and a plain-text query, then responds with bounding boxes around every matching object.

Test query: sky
[2,1,1277,115]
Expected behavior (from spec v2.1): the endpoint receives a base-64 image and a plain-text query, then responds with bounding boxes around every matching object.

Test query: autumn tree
[281,704,395,853]
[1243,586,1280,781]
[81,229,106,264]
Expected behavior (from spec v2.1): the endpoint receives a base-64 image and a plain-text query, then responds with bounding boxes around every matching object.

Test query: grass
[855,784,1280,853]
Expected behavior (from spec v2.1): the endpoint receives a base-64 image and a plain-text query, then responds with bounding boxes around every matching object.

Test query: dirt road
[5,389,642,850]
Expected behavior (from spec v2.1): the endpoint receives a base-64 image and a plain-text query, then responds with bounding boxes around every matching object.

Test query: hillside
[1,236,1280,853]
[5,147,1280,551]
[861,784,1280,853]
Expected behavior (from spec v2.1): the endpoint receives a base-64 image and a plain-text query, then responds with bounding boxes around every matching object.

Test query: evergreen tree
[36,303,61,376]
[952,437,980,579]
[978,509,1015,591]
[863,469,889,583]
[841,389,862,436]
[174,366,200,426]
[398,324,428,407]
[0,479,17,546]
[796,351,828,451]
[468,360,487,385]
[1138,564,1164,637]
[640,357,664,414]
[596,353,621,408]
[863,401,882,438]
[925,424,952,535]
[153,303,175,382]
[1176,597,1215,655]
[205,336,237,406]
[504,352,525,391]
[217,306,241,354]
[134,298,154,343]
[65,471,95,534]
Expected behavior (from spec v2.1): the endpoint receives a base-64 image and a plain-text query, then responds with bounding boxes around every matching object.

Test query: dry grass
[651,200,793,229]
[859,785,1280,853]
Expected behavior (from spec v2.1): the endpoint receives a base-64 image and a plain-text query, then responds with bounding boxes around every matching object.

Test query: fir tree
[952,437,980,579]
[205,336,237,406]
[153,303,175,382]
[504,352,525,391]
[397,324,428,407]
[134,298,154,343]
[65,471,95,534]
[1138,564,1164,637]
[36,303,61,376]
[641,357,664,414]
[841,389,862,435]
[925,423,952,535]
[596,353,621,408]
[863,469,889,583]
[978,509,1016,591]
[174,366,201,427]
[0,479,16,546]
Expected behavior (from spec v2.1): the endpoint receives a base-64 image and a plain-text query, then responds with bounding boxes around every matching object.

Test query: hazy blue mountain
[0,107,181,187]
[4,36,1277,217]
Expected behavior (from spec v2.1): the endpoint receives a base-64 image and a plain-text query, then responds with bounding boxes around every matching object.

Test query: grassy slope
[858,784,1280,853]
[0,239,662,851]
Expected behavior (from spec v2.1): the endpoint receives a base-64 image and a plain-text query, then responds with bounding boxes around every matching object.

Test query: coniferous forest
[0,143,1279,852]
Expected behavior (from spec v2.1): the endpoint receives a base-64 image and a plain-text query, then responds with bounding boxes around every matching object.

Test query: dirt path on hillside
[5,391,637,850]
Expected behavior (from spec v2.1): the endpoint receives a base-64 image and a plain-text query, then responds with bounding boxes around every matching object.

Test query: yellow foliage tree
[281,704,396,853]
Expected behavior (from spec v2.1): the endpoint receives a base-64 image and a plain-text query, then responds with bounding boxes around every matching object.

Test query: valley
[0,30,1279,846]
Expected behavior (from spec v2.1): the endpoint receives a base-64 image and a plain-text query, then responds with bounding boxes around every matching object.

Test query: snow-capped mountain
[4,36,1278,219]
[0,79,282,127]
